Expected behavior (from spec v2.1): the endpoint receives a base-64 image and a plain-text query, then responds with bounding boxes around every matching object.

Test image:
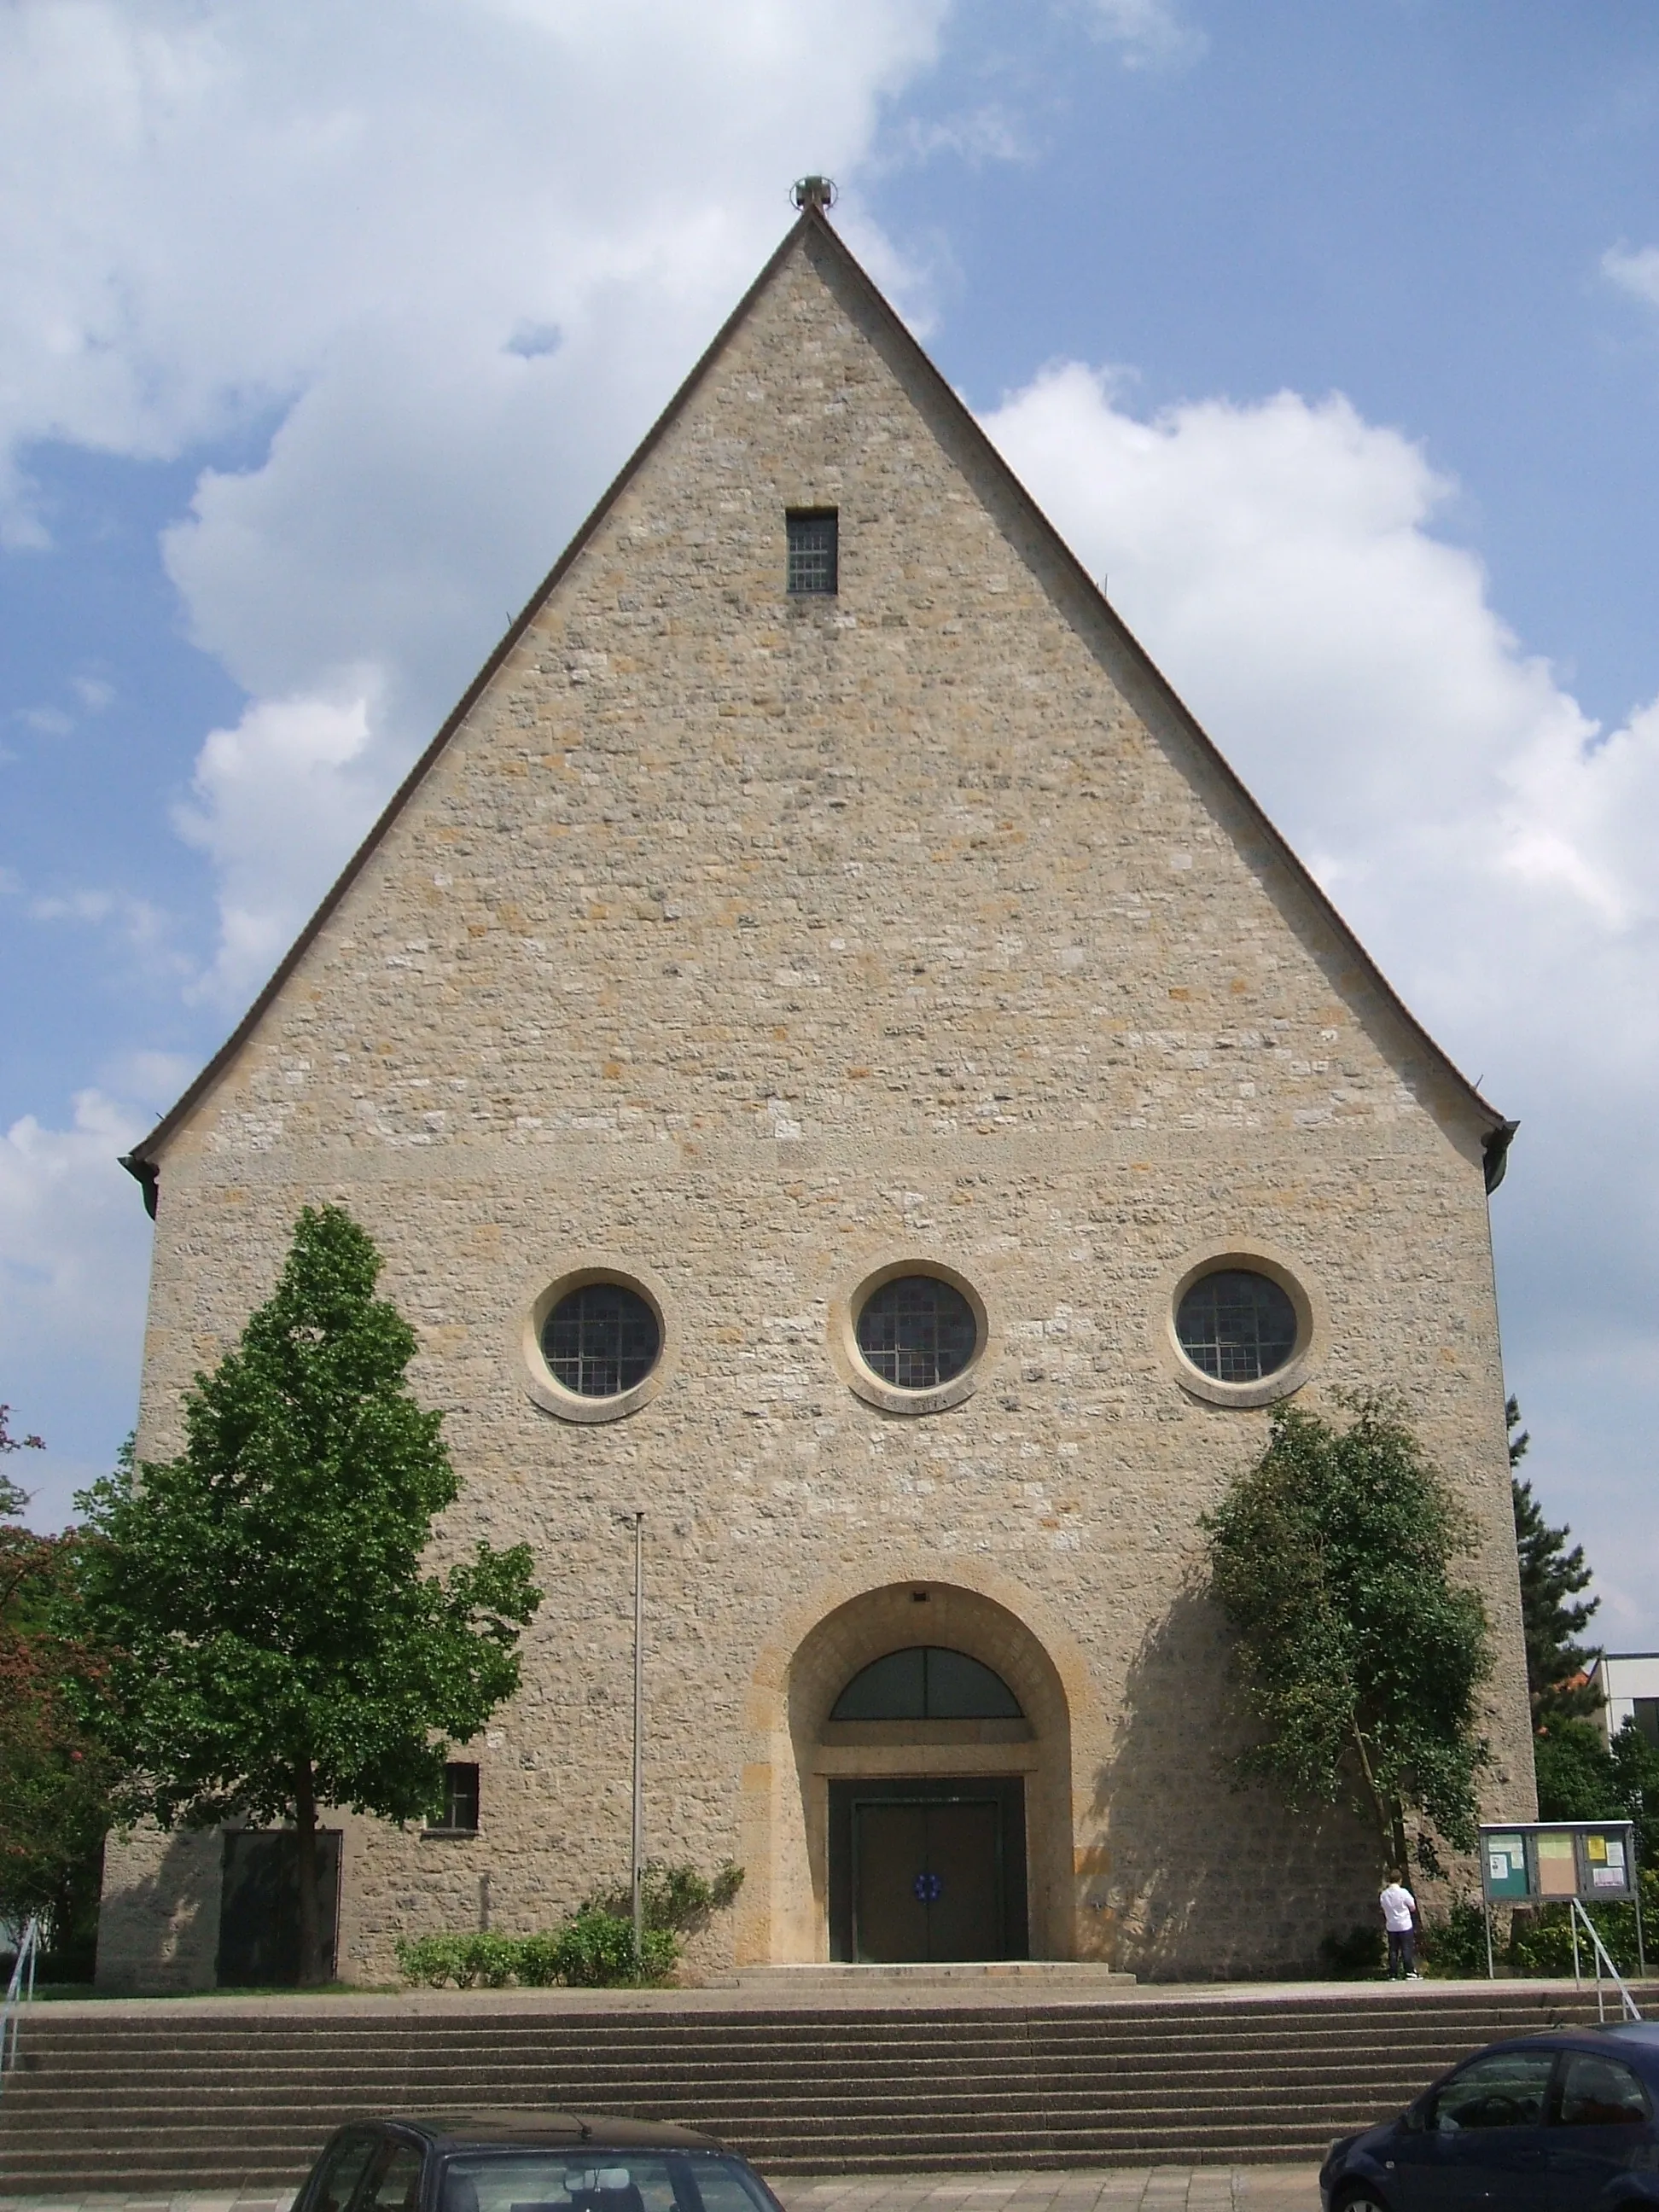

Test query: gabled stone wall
[100,222,1533,1990]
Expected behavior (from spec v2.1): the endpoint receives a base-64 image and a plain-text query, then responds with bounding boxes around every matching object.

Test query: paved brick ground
[0,2167,1324,2212]
[787,2168,1322,2211]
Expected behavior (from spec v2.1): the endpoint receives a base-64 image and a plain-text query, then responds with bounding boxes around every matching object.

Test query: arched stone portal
[736,1577,1080,1964]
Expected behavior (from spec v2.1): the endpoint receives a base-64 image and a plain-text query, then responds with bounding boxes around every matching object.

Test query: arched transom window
[830,1645,1023,1721]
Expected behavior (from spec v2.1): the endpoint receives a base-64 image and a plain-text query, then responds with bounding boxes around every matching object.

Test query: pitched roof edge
[124,206,1514,1202]
[791,218,1514,1174]
[123,212,820,1180]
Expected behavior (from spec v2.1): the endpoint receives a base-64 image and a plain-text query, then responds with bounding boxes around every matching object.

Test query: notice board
[1477,1821,1637,1905]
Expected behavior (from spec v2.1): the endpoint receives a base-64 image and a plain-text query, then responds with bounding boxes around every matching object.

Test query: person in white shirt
[1380,1873,1419,1978]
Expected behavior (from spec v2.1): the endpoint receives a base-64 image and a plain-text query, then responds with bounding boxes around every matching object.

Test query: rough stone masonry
[100,208,1534,1992]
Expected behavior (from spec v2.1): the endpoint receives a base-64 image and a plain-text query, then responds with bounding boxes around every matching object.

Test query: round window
[540,1280,661,1399]
[855,1274,977,1392]
[1175,1268,1298,1383]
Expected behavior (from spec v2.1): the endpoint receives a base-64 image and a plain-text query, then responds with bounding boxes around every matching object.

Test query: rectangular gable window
[428,1761,480,1835]
[787,509,838,595]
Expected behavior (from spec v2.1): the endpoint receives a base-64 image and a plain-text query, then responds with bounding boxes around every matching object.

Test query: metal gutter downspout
[119,1153,160,1220]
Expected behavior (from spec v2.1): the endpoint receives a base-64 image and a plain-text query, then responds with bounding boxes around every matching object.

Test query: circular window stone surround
[1157,1239,1326,1409]
[518,1257,678,1423]
[828,1254,994,1417]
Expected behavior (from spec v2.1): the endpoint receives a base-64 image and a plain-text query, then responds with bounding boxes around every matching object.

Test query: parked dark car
[294,2110,786,2212]
[1321,2022,1659,2210]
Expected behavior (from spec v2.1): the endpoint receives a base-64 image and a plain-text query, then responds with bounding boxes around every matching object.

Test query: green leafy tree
[74,1206,542,1985]
[1534,1715,1659,1873]
[1508,1398,1602,1727]
[1202,1394,1493,1876]
[1534,1716,1619,1822]
[0,1404,123,1968]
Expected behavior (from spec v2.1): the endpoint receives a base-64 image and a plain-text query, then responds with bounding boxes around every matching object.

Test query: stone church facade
[99,203,1534,1991]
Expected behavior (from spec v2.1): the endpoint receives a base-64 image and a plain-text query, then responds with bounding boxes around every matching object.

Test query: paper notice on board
[1538,1831,1578,1895]
[1483,1835,1530,1898]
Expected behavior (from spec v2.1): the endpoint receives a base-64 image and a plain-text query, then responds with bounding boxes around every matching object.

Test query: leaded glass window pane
[542,1282,660,1397]
[1175,1268,1297,1382]
[786,509,838,594]
[855,1275,976,1390]
[830,1646,1024,1721]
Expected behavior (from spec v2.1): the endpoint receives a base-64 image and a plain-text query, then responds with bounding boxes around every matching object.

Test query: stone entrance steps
[712,1966,1139,1993]
[1,1983,1649,2195]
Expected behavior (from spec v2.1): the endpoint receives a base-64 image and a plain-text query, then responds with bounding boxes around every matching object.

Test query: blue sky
[3,0,1658,1642]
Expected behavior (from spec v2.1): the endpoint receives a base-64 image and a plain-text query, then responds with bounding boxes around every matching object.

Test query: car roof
[1460,2027,1659,2071]
[381,2110,727,2151]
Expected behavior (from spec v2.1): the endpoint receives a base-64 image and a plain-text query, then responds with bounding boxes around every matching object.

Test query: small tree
[1202,1394,1493,1875]
[1508,1398,1602,1728]
[75,1206,541,1985]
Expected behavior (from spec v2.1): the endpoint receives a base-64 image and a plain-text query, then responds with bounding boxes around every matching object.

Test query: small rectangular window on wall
[428,1761,480,1834]
[1633,1698,1659,1750]
[787,509,838,595]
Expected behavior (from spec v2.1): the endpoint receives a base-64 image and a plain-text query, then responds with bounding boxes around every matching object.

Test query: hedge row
[395,1912,678,1989]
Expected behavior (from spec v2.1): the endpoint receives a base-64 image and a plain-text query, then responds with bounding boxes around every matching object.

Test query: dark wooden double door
[829,1777,1027,1962]
[217,1829,341,1987]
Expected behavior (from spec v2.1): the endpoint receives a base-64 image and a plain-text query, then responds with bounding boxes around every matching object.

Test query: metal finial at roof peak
[792,175,837,212]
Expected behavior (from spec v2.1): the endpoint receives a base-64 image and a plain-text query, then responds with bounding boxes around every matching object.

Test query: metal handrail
[1570,1895,1643,2023]
[0,1916,42,2090]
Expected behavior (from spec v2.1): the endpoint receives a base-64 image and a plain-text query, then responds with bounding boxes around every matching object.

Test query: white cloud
[888,106,1033,168]
[11,677,115,739]
[101,1051,200,1125]
[0,0,952,981]
[2,869,184,981]
[29,886,172,944]
[981,362,1659,1639]
[172,678,388,1004]
[1086,0,1207,69]
[0,1089,153,1533]
[18,705,73,737]
[1603,243,1659,309]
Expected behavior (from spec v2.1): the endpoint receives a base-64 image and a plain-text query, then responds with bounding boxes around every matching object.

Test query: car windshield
[438,2152,772,2212]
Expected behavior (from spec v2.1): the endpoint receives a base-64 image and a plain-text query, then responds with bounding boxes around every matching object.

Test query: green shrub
[1509,1909,1579,1977]
[395,1859,741,1990]
[1318,1924,1385,1978]
[581,1860,744,1936]
[465,1932,522,1988]
[514,1931,564,1988]
[1418,1899,1488,1978]
[548,1909,676,1988]
[396,1911,679,1990]
[393,1932,475,1988]
[1509,1900,1645,1978]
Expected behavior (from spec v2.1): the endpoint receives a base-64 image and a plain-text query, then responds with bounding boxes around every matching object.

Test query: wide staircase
[1,1982,1651,2197]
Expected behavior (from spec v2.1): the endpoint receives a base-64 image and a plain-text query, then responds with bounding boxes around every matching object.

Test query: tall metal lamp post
[629,1510,645,1969]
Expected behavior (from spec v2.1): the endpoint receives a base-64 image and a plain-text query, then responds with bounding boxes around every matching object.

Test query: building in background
[1590,1654,1659,1749]
[98,197,1535,1990]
